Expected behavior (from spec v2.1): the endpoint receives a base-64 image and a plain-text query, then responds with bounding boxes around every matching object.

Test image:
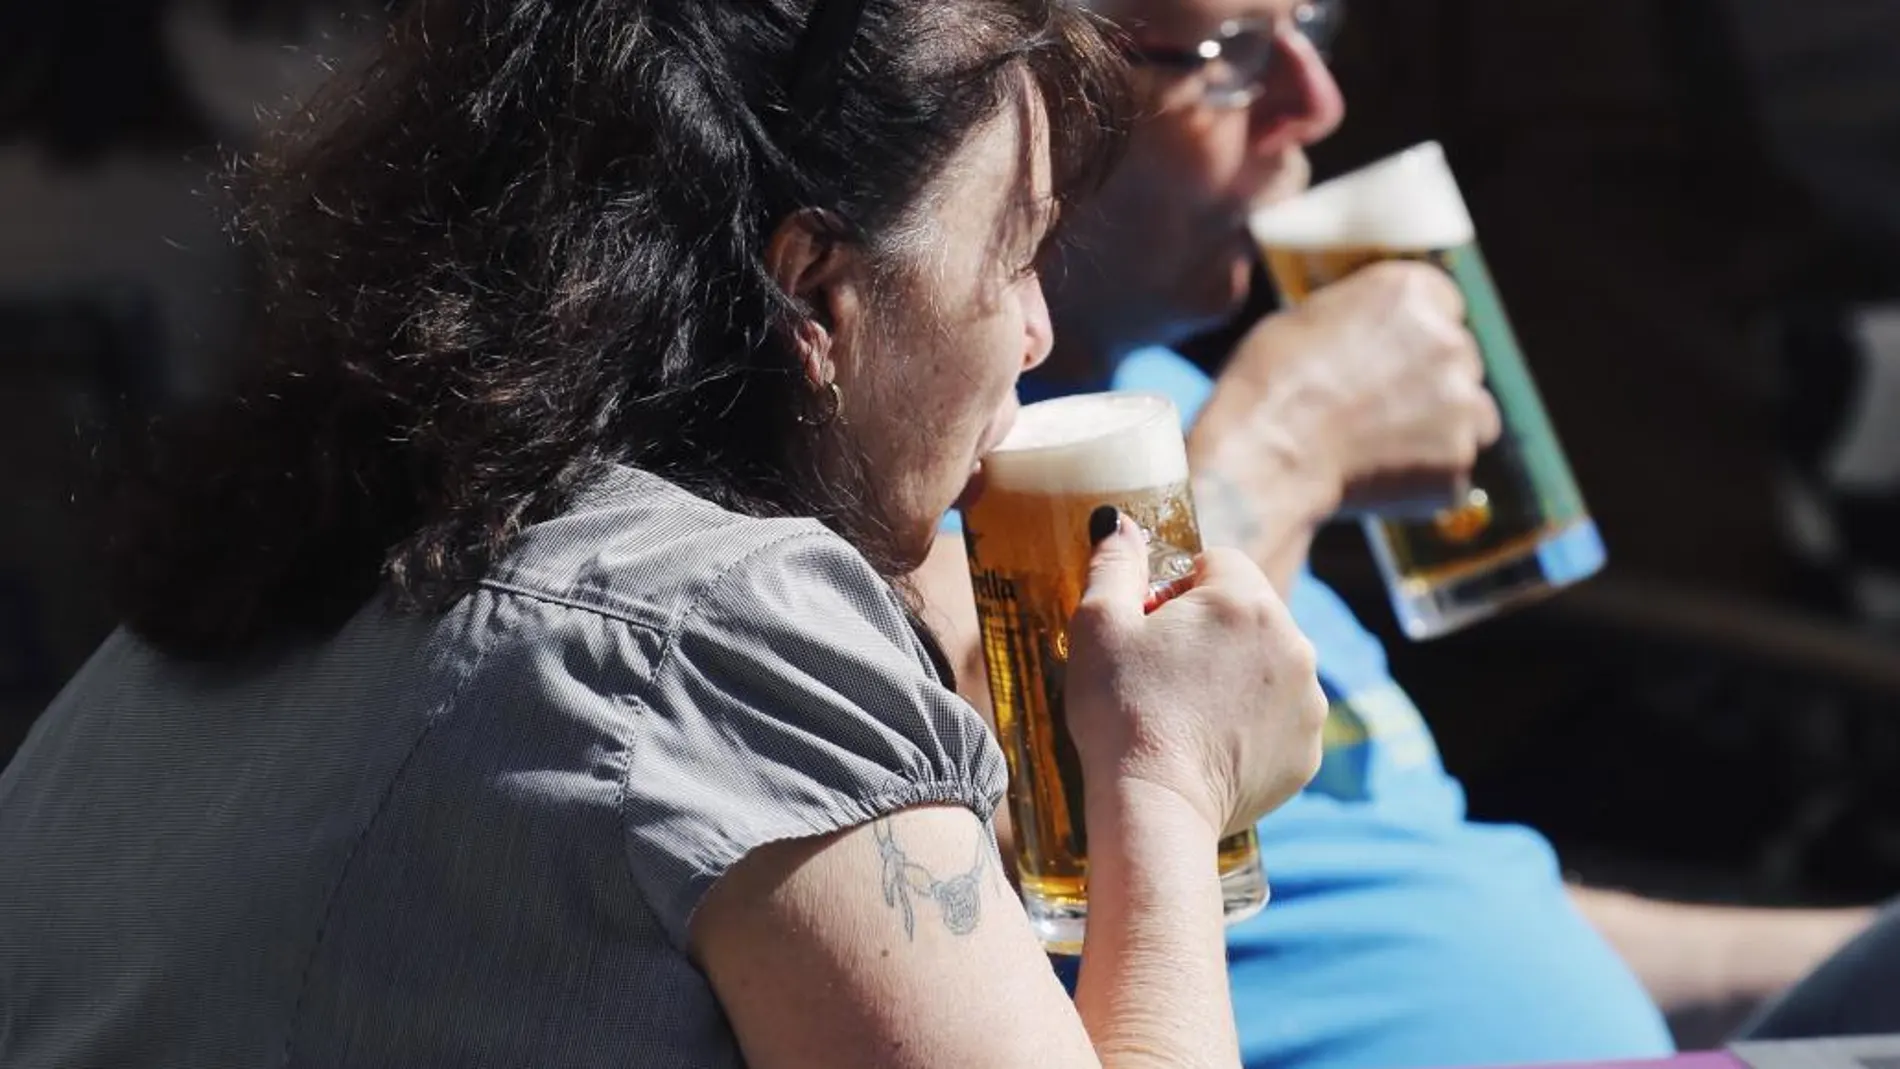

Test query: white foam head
[983,393,1188,495]
[1249,142,1475,251]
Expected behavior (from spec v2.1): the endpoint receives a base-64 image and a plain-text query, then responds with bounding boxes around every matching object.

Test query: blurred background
[3,0,1898,920]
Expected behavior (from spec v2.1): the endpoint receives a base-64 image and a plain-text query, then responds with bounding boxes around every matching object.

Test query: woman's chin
[887,463,983,571]
[890,521,943,575]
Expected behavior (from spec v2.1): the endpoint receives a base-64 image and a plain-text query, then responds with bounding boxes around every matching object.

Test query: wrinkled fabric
[0,467,1004,1068]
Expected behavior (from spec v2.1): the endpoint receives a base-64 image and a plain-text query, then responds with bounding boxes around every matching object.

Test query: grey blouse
[0,466,1007,1068]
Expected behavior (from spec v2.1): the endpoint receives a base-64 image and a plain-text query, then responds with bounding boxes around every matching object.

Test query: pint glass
[1251,142,1605,640]
[961,392,1268,952]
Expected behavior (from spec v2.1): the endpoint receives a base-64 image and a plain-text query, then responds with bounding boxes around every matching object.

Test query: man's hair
[108,0,1127,659]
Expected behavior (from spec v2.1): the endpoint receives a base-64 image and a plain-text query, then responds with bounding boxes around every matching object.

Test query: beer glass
[961,392,1268,953]
[1250,141,1606,640]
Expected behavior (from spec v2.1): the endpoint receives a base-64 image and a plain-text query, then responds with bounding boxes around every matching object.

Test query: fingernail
[1088,505,1120,546]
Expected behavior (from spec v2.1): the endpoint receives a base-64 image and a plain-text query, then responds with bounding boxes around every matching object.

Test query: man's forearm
[1569,885,1876,1015]
[1191,466,1333,593]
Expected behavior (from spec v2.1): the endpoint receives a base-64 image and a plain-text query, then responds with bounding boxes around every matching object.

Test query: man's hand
[1188,261,1501,588]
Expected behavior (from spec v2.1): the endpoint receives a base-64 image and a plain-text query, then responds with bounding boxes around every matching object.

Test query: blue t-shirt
[1012,349,1675,1069]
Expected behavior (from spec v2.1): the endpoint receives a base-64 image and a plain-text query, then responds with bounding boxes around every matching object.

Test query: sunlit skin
[771,85,1059,567]
[1041,0,1345,369]
[915,0,1881,1027]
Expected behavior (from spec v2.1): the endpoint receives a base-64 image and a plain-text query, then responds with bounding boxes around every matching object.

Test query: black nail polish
[1088,505,1119,546]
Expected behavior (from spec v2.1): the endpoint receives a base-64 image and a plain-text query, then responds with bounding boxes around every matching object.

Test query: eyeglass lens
[1205,2,1344,106]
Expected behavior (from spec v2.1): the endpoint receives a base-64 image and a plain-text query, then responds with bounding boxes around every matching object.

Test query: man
[914,1,1876,1065]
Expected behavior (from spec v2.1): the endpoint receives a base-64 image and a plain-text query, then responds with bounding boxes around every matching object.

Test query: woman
[0,0,1326,1065]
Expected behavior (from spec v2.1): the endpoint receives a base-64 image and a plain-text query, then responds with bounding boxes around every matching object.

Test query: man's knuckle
[1289,635,1319,678]
[1453,334,1483,366]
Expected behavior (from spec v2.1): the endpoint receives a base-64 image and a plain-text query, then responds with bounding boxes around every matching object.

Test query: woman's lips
[957,401,1017,511]
[956,440,998,513]
[981,401,1020,456]
[954,462,987,512]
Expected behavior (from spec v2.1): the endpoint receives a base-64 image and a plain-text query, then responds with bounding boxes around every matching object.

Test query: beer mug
[961,392,1268,953]
[1250,142,1606,640]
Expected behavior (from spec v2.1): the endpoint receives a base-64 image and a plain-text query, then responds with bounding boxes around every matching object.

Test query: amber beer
[962,393,1267,952]
[1251,142,1606,639]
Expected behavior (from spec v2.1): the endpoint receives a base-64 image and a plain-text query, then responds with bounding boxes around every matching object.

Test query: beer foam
[1249,142,1475,250]
[983,393,1189,495]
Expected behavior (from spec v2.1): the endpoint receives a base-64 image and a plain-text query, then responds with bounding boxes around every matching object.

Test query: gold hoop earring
[797,380,845,427]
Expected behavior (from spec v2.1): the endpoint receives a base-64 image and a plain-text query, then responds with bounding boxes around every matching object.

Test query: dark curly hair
[106,0,1128,659]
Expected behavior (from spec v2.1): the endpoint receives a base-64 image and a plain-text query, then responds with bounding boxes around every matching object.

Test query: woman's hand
[697,512,1325,1069]
[1065,509,1328,840]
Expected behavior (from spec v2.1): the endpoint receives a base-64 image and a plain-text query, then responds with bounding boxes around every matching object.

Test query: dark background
[4,0,1899,909]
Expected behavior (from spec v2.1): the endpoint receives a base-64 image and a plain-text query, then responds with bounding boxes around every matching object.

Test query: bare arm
[708,520,1323,1068]
[695,802,1244,1069]
[1568,885,1875,1015]
[1075,783,1238,1068]
[908,532,1018,888]
[1188,450,1337,595]
[911,532,993,724]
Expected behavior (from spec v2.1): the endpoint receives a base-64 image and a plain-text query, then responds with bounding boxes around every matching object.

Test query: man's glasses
[1121,1,1346,110]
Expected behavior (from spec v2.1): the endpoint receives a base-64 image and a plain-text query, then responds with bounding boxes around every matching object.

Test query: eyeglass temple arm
[1118,41,1214,69]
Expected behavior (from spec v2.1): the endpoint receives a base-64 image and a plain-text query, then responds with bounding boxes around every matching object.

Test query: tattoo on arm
[1193,471,1264,552]
[873,818,989,941]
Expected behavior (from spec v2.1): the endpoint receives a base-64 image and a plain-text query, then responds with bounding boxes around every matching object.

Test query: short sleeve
[622,530,1008,950]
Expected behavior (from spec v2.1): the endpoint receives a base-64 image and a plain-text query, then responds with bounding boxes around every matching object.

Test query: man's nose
[1248,30,1347,154]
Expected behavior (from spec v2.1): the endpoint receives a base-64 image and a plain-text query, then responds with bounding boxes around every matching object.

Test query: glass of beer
[1250,141,1606,640]
[961,392,1268,953]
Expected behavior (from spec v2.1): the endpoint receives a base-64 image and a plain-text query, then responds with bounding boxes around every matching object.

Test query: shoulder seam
[477,575,666,632]
[608,526,887,947]
[652,528,874,679]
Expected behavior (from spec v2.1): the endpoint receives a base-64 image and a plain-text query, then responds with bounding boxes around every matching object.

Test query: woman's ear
[766,209,866,386]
